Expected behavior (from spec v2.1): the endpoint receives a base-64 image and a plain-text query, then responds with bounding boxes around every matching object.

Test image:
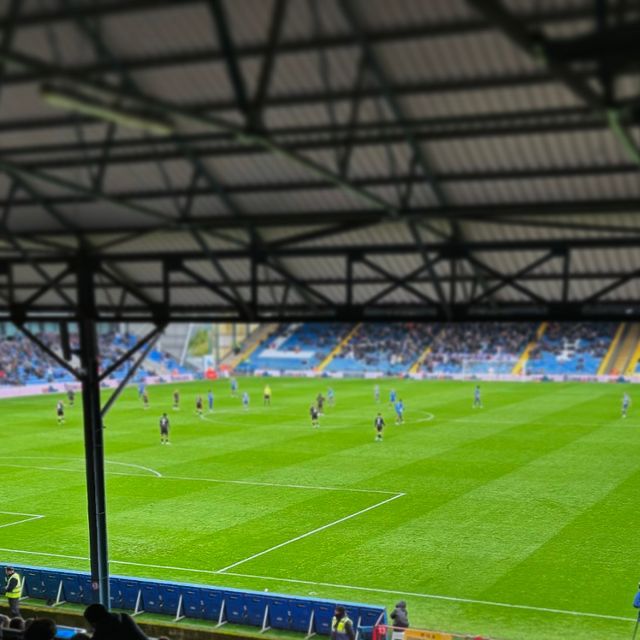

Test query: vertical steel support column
[77,259,110,607]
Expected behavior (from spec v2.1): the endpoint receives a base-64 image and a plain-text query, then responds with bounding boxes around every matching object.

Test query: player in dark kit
[173,390,180,410]
[67,388,75,407]
[310,405,319,429]
[196,395,204,418]
[316,393,325,415]
[56,401,65,424]
[374,413,385,442]
[159,413,170,445]
[142,392,149,410]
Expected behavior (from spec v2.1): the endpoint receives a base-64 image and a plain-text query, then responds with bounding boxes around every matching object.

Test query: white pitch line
[0,461,400,495]
[0,546,632,624]
[160,474,402,495]
[414,412,435,423]
[220,571,635,624]
[216,493,405,573]
[0,514,44,530]
[6,456,162,478]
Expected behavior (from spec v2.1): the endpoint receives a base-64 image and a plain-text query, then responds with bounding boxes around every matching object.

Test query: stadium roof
[1,0,640,322]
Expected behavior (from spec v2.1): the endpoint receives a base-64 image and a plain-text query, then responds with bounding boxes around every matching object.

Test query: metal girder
[14,322,80,376]
[250,0,288,129]
[8,268,640,290]
[207,0,251,123]
[0,6,594,85]
[100,324,165,418]
[4,302,640,323]
[466,0,640,166]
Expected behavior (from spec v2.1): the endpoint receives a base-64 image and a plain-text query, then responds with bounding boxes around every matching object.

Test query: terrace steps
[597,322,626,375]
[608,322,640,375]
[316,323,361,372]
[625,329,640,376]
[409,344,434,375]
[512,321,547,375]
[225,323,280,370]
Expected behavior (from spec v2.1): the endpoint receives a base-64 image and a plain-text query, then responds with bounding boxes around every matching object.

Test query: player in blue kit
[394,399,404,424]
[374,384,380,403]
[327,387,335,407]
[207,389,214,413]
[473,385,482,409]
[389,389,397,405]
[622,392,631,418]
[231,377,238,397]
[242,391,250,411]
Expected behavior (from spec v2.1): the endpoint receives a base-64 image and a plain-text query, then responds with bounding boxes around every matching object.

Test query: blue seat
[225,591,250,625]
[141,583,163,613]
[244,594,268,627]
[23,568,46,599]
[200,589,223,621]
[267,597,293,630]
[110,580,141,610]
[290,601,313,633]
[358,607,385,627]
[181,587,206,619]
[314,603,335,635]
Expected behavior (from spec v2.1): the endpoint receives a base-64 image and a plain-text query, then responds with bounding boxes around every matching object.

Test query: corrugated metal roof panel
[100,3,215,58]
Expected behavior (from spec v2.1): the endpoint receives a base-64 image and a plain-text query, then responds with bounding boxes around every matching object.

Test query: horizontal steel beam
[4,234,640,263]
[2,302,640,323]
[0,6,592,84]
[1,163,637,211]
[6,269,640,290]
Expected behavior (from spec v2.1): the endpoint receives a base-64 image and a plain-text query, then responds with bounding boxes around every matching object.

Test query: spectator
[84,603,149,640]
[390,601,409,628]
[24,618,57,640]
[70,634,92,640]
[9,617,25,631]
[0,614,10,628]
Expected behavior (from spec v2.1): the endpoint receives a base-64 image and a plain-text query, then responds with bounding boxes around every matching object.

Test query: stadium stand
[237,323,351,373]
[527,322,618,375]
[0,326,193,387]
[422,323,536,375]
[327,323,439,375]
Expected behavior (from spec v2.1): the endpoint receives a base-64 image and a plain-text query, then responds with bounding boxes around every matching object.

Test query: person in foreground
[330,606,355,640]
[84,603,149,640]
[24,618,57,640]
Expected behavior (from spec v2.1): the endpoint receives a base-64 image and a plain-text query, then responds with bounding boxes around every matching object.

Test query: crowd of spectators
[528,322,617,373]
[332,323,439,372]
[0,606,173,639]
[422,323,536,373]
[0,333,65,386]
[0,328,187,387]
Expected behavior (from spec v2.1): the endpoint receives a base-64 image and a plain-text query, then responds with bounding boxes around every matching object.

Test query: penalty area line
[0,513,44,530]
[216,493,406,573]
[0,547,632,624]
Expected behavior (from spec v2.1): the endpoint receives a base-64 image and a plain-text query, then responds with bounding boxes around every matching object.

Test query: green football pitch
[2,378,640,640]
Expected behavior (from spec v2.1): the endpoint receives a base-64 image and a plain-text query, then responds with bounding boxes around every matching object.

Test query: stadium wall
[0,373,196,399]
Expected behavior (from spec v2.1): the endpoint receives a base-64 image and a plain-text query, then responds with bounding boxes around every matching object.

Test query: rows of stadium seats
[237,323,349,372]
[422,323,536,375]
[0,330,191,387]
[236,321,623,377]
[327,323,438,375]
[527,322,618,375]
